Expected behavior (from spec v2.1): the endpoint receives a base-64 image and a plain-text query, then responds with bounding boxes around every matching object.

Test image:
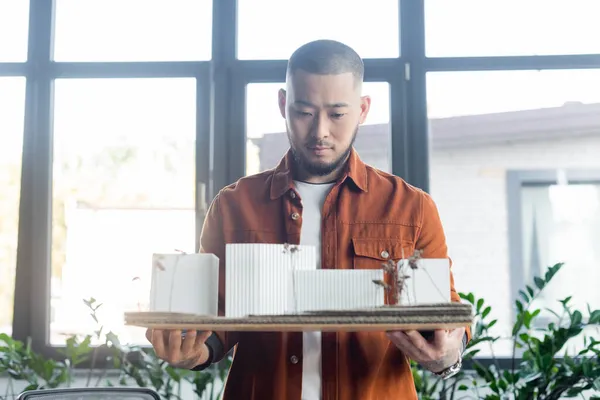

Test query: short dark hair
[286,39,364,84]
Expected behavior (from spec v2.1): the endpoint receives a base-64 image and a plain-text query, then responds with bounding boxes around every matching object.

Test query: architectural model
[133,243,472,332]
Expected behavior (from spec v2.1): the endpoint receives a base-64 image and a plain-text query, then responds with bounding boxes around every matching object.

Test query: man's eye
[295,110,312,117]
[331,113,346,119]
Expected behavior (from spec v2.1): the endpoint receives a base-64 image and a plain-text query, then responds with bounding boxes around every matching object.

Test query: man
[147,39,469,399]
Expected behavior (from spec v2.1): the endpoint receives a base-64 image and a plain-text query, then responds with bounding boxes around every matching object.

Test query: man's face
[278,70,371,179]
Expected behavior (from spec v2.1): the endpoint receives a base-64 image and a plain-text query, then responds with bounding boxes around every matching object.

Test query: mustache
[305,139,333,148]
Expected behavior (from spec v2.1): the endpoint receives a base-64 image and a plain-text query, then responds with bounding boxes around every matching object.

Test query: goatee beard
[289,126,358,177]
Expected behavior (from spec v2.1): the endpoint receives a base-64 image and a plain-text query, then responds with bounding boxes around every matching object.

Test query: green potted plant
[412,262,600,399]
[0,298,230,400]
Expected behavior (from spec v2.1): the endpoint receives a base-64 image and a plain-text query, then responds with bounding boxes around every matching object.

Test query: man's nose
[311,114,329,140]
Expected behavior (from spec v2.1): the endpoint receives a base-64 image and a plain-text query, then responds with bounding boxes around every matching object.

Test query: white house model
[150,253,219,316]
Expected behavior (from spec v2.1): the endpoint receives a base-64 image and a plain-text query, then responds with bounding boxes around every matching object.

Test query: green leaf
[515,300,524,313]
[413,369,423,393]
[487,319,497,329]
[490,381,499,394]
[566,388,583,397]
[23,383,39,392]
[477,298,484,312]
[519,333,530,343]
[592,377,600,390]
[540,353,553,371]
[534,277,545,290]
[519,290,529,303]
[583,360,593,377]
[523,372,542,383]
[467,293,475,304]
[166,366,181,383]
[524,312,533,329]
[560,296,573,306]
[473,361,494,383]
[571,310,583,327]
[412,369,423,390]
[512,315,524,336]
[482,306,492,319]
[498,379,508,391]
[463,349,481,360]
[526,285,535,298]
[458,384,468,391]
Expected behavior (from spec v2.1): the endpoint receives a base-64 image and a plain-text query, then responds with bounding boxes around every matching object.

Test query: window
[519,178,600,317]
[246,82,391,175]
[0,1,30,62]
[425,0,600,57]
[0,77,26,335]
[51,78,196,345]
[426,70,600,357]
[53,0,212,61]
[237,0,399,60]
[510,173,600,354]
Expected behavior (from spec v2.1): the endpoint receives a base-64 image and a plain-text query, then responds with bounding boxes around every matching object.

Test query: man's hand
[386,327,465,373]
[145,328,213,369]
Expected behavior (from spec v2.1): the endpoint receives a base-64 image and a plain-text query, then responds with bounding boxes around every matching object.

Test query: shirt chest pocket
[351,238,415,270]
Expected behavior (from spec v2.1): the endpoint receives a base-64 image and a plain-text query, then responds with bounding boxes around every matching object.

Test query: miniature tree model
[373,249,424,305]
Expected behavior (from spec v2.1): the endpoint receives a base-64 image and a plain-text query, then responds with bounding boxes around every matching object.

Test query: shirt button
[290,191,296,199]
[380,250,390,259]
[290,355,299,364]
[291,212,300,220]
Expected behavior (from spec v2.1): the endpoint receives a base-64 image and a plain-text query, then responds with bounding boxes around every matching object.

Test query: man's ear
[358,95,372,124]
[278,88,287,119]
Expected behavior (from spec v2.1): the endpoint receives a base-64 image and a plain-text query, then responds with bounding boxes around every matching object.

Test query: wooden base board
[125,303,473,332]
[125,321,470,332]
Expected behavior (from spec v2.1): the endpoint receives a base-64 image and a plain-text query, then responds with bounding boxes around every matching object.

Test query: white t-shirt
[293,180,335,400]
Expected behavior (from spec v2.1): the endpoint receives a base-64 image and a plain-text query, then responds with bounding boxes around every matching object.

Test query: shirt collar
[269,147,368,200]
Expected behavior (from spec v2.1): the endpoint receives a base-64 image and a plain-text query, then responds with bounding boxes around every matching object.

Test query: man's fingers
[151,329,167,358]
[196,330,212,346]
[181,330,197,355]
[388,330,442,361]
[449,327,466,340]
[433,329,450,346]
[167,330,183,361]
[387,331,421,360]
[387,331,416,352]
[405,330,432,348]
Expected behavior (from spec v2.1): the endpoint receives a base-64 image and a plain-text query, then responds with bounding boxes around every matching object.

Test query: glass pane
[54,0,212,61]
[521,183,600,317]
[52,78,196,345]
[237,0,399,60]
[427,70,600,357]
[0,1,30,61]
[426,0,600,57]
[246,82,391,175]
[0,77,26,335]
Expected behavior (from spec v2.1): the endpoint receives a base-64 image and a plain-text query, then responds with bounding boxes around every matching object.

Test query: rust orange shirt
[199,148,468,400]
